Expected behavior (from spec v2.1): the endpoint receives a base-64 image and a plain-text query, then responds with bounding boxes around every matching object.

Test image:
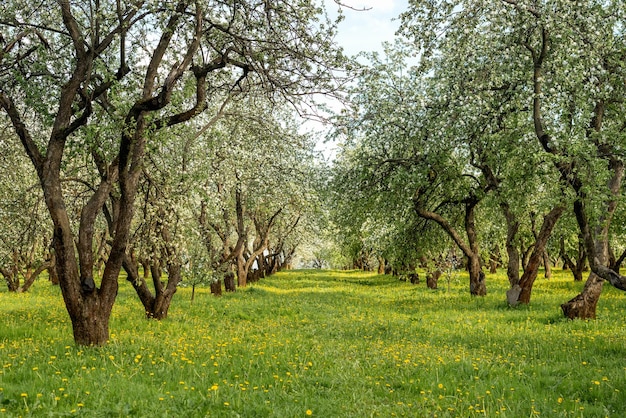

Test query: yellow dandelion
[306,409,313,416]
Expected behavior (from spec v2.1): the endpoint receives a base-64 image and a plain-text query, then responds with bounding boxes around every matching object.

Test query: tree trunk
[571,263,584,282]
[488,246,501,274]
[236,253,246,289]
[610,247,626,273]
[151,291,175,320]
[543,251,552,279]
[561,273,603,319]
[18,262,50,293]
[515,205,564,305]
[210,279,222,296]
[377,257,385,275]
[256,254,267,280]
[464,201,486,296]
[427,270,440,289]
[123,255,179,319]
[560,237,586,282]
[224,271,236,292]
[489,259,498,274]
[2,268,18,292]
[468,255,486,296]
[505,222,520,287]
[413,194,486,296]
[562,252,585,282]
[148,262,181,320]
[69,294,111,346]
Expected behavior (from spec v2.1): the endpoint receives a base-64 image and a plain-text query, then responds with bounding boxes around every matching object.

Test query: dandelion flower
[306,410,313,416]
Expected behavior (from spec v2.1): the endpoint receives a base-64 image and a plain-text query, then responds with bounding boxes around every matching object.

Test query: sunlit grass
[1,268,625,416]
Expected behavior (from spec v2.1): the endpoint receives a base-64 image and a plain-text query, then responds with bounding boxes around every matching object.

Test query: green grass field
[1,269,625,417]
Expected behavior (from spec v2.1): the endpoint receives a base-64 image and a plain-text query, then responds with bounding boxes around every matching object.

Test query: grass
[1,268,626,417]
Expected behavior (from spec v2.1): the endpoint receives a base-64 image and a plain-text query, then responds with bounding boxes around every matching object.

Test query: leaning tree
[0,0,347,345]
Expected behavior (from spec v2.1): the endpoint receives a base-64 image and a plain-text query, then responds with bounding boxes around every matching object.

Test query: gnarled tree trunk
[123,254,180,320]
[414,194,486,296]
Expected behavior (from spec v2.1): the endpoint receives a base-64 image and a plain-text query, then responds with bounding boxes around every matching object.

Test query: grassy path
[1,269,625,417]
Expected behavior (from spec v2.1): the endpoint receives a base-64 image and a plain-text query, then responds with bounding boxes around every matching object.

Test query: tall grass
[1,268,625,417]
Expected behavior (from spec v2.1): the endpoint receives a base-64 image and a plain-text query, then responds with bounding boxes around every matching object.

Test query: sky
[326,0,409,57]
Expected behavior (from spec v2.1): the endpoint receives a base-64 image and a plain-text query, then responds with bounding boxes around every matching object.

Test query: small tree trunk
[224,271,236,292]
[489,260,497,274]
[3,270,19,292]
[210,279,222,296]
[543,251,552,279]
[561,237,586,281]
[427,270,441,289]
[377,257,385,275]
[488,246,501,274]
